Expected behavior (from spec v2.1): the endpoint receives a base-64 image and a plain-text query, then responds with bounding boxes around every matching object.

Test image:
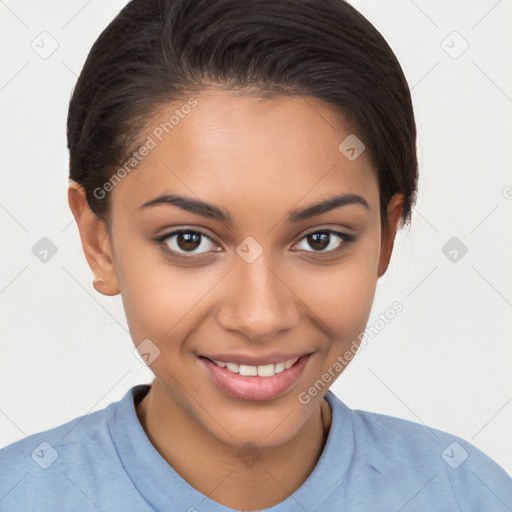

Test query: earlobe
[377,194,405,278]
[68,180,120,296]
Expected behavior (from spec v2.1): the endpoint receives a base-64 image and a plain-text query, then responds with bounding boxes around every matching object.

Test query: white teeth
[257,364,275,377]
[285,357,298,369]
[226,362,239,373]
[239,364,258,376]
[274,362,285,373]
[211,357,300,377]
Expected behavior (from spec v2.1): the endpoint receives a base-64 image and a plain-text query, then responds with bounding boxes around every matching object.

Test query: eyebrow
[139,193,370,223]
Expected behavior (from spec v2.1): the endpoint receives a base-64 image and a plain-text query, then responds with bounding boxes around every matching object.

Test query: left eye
[293,229,352,253]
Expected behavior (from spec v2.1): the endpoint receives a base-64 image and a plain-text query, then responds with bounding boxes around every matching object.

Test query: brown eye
[293,229,356,254]
[156,229,220,258]
[176,232,201,251]
[306,232,330,251]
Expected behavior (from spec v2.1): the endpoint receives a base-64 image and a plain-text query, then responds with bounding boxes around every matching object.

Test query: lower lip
[200,355,311,401]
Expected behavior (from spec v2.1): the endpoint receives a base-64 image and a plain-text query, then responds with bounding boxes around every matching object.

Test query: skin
[68,89,404,510]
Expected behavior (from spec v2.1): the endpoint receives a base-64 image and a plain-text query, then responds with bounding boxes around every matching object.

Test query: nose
[216,250,301,342]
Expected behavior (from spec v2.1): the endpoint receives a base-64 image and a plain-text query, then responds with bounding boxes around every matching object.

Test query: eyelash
[153,228,356,262]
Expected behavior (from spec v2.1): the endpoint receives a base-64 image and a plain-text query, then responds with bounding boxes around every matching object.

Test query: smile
[199,354,311,401]
[208,356,299,377]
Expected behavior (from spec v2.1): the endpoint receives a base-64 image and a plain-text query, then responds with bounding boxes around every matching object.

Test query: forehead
[110,90,379,218]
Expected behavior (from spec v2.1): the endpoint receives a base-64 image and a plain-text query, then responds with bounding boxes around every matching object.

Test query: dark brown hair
[67,0,418,230]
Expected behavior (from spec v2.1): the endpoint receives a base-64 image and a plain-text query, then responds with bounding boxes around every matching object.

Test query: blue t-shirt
[1,384,511,511]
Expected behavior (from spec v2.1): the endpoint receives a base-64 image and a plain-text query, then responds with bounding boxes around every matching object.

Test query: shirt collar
[108,384,356,511]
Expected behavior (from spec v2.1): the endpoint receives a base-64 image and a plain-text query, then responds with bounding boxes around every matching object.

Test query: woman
[1,0,511,510]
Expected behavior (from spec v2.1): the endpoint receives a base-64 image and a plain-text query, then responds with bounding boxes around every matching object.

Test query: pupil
[309,232,329,251]
[178,232,200,251]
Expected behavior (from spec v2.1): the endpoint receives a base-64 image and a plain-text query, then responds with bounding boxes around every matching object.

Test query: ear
[378,193,405,278]
[67,180,120,296]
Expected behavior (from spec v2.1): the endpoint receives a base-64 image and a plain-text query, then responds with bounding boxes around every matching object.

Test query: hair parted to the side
[67,0,418,230]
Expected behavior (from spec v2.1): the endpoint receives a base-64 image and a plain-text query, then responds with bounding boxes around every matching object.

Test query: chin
[196,401,309,449]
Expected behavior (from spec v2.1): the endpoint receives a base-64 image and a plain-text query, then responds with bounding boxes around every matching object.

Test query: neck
[135,380,332,510]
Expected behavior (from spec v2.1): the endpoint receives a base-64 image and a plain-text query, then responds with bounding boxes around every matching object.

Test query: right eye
[153,229,222,260]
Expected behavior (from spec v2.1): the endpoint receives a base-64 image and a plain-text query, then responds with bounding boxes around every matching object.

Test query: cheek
[296,262,377,340]
[296,237,380,328]
[117,244,225,345]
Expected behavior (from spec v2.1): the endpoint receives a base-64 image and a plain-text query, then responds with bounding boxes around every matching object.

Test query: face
[72,89,402,448]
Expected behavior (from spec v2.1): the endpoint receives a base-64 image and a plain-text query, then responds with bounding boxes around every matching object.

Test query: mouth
[202,354,303,377]
[199,353,312,401]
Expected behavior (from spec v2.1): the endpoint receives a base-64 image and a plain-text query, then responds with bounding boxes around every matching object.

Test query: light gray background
[1,0,511,475]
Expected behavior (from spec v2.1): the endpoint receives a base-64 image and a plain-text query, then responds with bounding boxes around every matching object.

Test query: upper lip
[199,352,311,366]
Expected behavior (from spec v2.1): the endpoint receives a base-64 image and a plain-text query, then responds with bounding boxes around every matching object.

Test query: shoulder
[326,391,512,510]
[0,403,110,466]
[0,402,114,508]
